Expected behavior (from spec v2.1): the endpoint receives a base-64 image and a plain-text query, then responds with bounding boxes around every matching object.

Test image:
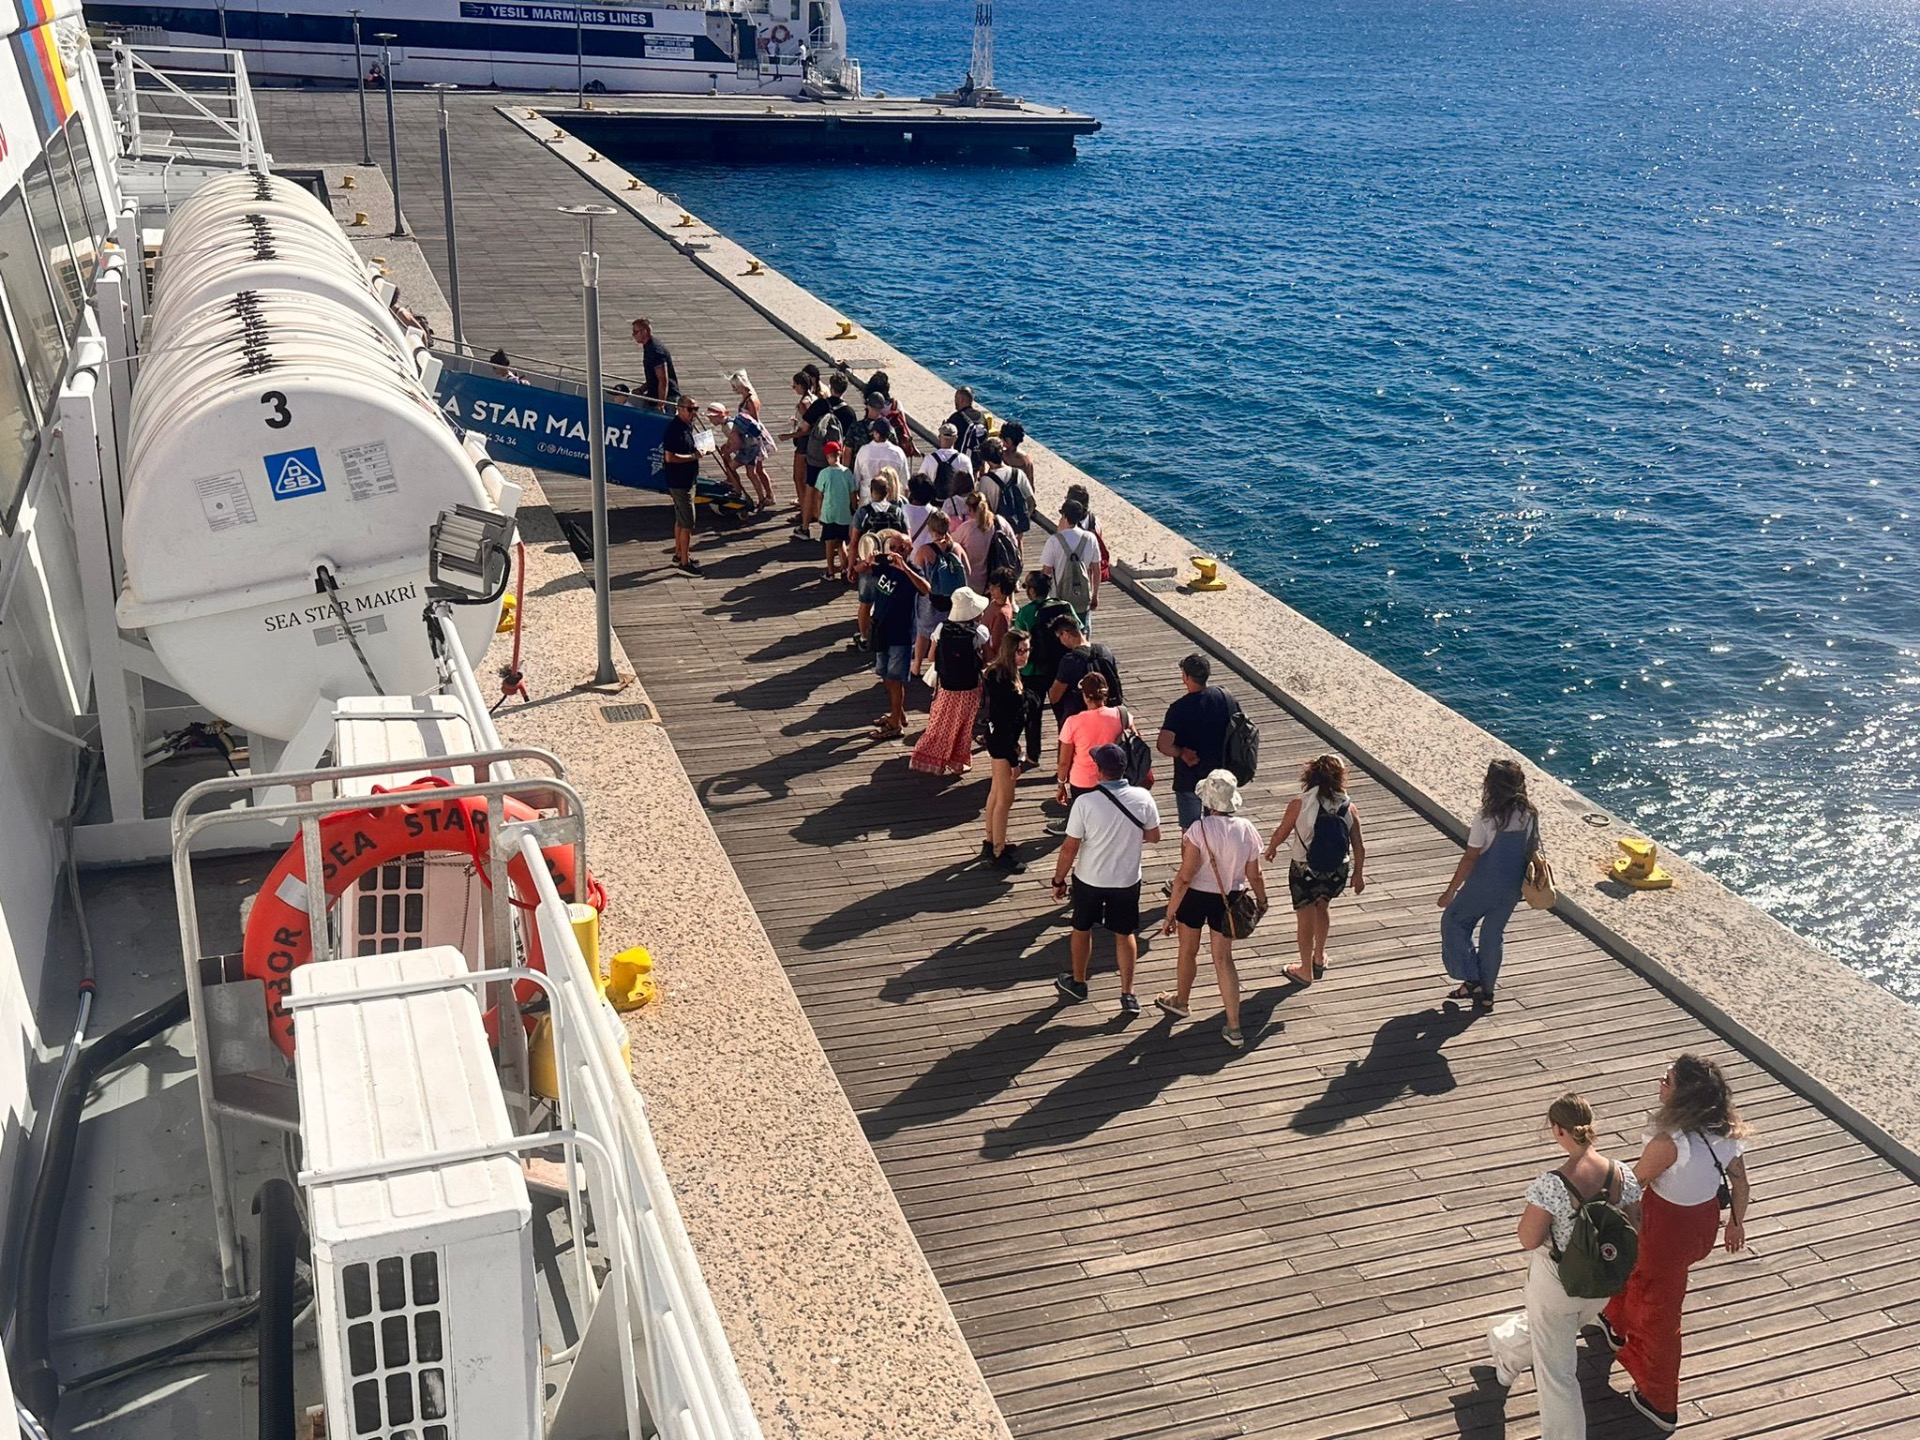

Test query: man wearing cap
[660,394,704,573]
[854,416,909,499]
[1051,743,1161,1014]
[814,440,859,581]
[919,423,974,499]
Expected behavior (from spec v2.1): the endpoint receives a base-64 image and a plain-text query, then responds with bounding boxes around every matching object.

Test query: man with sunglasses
[662,396,705,573]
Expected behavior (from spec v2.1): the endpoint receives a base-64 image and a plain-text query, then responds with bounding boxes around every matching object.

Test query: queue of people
[645,348,1754,1432]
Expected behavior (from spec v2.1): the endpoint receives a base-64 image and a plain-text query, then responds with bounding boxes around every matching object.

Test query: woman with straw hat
[911,587,992,776]
[1158,769,1268,1047]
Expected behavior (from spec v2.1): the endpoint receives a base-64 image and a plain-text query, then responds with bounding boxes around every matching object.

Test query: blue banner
[435,368,676,492]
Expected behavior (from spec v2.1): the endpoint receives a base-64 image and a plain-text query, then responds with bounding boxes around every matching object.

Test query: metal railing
[104,42,270,170]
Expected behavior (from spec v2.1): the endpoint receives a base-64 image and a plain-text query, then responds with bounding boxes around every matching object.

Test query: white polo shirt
[1066,782,1161,889]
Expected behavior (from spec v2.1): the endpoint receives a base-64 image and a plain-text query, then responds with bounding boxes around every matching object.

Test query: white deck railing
[104,42,270,170]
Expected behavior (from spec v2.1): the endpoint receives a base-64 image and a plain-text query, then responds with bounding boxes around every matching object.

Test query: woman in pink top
[1055,672,1125,804]
[952,490,1011,585]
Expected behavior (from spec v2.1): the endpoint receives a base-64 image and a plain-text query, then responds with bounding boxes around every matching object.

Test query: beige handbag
[1522,818,1557,910]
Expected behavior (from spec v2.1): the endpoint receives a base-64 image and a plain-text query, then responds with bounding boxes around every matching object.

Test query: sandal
[1474,993,1496,1014]
[1283,966,1314,986]
[866,722,904,741]
[1153,994,1189,1021]
[1446,984,1477,1001]
[1313,960,1328,979]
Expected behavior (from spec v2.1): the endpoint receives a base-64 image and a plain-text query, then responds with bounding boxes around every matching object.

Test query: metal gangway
[101,41,272,210]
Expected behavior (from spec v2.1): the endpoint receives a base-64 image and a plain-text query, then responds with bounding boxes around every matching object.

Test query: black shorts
[1175,888,1233,933]
[1070,877,1141,934]
[984,729,1022,764]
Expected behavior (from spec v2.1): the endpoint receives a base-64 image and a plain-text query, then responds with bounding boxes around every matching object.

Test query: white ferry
[86,0,862,96]
[0,7,763,1438]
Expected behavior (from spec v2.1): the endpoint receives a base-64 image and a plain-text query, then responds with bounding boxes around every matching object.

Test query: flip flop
[1283,966,1315,986]
[1313,960,1329,979]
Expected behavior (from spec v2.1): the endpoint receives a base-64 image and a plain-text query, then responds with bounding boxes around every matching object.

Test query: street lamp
[426,83,464,354]
[559,202,620,687]
[575,12,586,109]
[375,33,407,237]
[350,9,371,165]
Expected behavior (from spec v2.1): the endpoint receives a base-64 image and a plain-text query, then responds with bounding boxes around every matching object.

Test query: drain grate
[599,702,657,725]
[1138,578,1178,594]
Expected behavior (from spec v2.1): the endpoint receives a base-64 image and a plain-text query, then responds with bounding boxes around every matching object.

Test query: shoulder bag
[1199,820,1261,939]
[1521,815,1557,910]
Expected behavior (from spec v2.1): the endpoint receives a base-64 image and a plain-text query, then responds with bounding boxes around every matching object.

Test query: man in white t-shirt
[918,423,975,497]
[1039,498,1102,614]
[1050,744,1161,1015]
[854,418,909,497]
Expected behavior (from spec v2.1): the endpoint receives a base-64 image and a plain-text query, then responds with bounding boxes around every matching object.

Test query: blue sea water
[639,0,1920,993]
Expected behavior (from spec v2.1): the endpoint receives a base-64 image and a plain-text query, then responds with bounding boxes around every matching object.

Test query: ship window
[0,188,64,412]
[21,156,80,338]
[64,118,109,244]
[0,307,38,536]
[49,129,103,288]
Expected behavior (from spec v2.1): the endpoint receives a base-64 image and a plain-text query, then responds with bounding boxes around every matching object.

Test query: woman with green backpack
[1489,1092,1642,1438]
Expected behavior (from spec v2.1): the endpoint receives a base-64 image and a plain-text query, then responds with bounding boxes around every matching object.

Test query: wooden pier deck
[254,92,1920,1440]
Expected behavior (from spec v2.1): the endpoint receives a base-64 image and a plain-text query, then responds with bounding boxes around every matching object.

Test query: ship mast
[969,0,994,93]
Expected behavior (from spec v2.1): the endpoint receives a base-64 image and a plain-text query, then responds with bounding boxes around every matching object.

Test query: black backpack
[1304,797,1352,871]
[931,450,966,498]
[997,468,1033,534]
[1027,599,1076,682]
[934,621,982,690]
[1222,707,1259,785]
[1551,1163,1640,1299]
[1086,642,1123,706]
[986,524,1021,579]
[1118,709,1155,789]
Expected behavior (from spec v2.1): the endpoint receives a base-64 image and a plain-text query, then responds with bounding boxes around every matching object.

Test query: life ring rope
[240,778,601,1055]
[769,23,791,43]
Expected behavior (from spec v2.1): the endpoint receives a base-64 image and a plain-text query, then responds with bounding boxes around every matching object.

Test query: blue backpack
[1305,797,1352,871]
[928,547,969,609]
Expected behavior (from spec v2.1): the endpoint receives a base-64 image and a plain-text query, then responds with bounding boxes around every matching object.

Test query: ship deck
[250,89,1920,1439]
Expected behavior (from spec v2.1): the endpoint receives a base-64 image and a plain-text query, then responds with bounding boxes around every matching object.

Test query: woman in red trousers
[1601,1053,1751,1433]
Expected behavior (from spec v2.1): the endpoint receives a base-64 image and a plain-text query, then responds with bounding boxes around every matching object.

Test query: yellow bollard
[675,212,696,227]
[1188,557,1227,591]
[351,211,369,227]
[743,259,764,276]
[341,173,357,189]
[1610,838,1674,890]
[627,178,641,190]
[529,1011,631,1099]
[832,319,856,340]
[586,151,600,162]
[606,946,655,1011]
[495,593,518,634]
[568,902,603,993]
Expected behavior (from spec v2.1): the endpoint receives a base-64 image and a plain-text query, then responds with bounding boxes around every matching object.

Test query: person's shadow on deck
[879,906,1076,1001]
[697,733,867,811]
[791,758,990,852]
[704,562,843,619]
[863,1004,1123,1143]
[718,647,867,712]
[798,852,1022,950]
[981,987,1288,1159]
[1289,1006,1475,1137]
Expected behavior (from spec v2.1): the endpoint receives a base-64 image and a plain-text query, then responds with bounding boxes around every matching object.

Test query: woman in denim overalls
[1436,759,1538,1013]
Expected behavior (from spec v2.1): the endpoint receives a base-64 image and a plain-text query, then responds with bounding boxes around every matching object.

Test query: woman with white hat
[911,587,993,777]
[1158,768,1268,1047]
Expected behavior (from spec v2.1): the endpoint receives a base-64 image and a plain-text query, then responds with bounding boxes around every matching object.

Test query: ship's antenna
[969,0,994,94]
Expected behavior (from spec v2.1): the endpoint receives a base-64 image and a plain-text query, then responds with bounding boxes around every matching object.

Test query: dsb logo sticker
[265,447,326,500]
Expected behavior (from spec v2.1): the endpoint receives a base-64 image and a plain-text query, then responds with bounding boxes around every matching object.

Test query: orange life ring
[769,23,791,43]
[241,777,601,1056]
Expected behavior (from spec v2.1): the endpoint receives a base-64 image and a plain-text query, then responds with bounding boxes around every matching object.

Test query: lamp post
[375,34,407,237]
[426,83,464,354]
[559,202,620,687]
[575,11,586,109]
[350,10,371,165]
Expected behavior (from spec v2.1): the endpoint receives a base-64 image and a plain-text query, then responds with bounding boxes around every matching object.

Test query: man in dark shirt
[661,395,704,572]
[631,318,679,404]
[1157,651,1241,829]
[945,385,988,465]
[1047,616,1121,723]
[867,535,931,739]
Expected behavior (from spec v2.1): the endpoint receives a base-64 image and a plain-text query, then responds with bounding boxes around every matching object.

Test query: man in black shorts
[1049,743,1162,1015]
[661,395,704,572]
